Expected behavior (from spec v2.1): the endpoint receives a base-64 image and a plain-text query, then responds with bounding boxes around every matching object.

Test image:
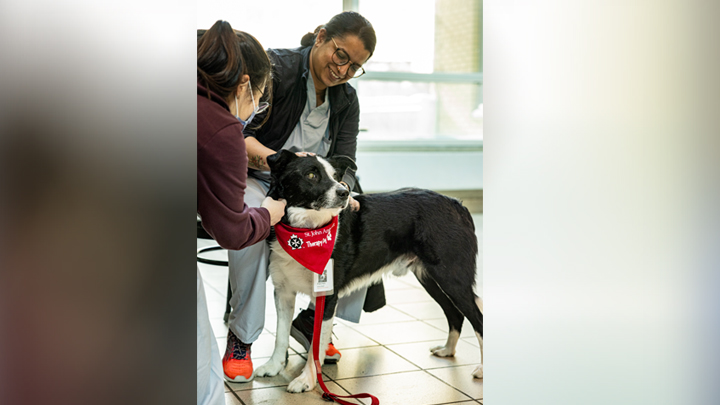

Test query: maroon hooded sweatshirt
[197,81,271,250]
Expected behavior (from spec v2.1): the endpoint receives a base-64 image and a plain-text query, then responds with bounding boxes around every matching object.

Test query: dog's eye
[307,172,315,179]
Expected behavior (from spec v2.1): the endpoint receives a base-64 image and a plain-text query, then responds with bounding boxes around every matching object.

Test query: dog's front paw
[286,371,316,393]
[430,345,455,357]
[255,360,284,378]
[472,364,483,379]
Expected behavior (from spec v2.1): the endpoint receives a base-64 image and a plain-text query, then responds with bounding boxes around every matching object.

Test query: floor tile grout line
[203,283,226,299]
[228,382,287,393]
[326,368,479,404]
[322,373,367,405]
[323,365,483,385]
[427,401,482,405]
[197,264,229,297]
[386,303,443,322]
[328,369,422,404]
[381,344,428,371]
[225,383,246,405]
[329,367,440,382]
[355,336,460,346]
[340,318,432,326]
[326,320,384,345]
[421,368,478,402]
[422,363,483,371]
[232,382,363,404]
[382,332,482,402]
[334,318,454,346]
[419,319,453,333]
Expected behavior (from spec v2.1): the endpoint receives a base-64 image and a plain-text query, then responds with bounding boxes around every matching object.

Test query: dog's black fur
[258,150,483,392]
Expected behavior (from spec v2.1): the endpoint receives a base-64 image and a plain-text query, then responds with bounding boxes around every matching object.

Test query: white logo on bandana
[288,234,304,250]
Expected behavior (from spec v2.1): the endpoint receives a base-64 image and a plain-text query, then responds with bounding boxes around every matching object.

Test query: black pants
[363,281,386,313]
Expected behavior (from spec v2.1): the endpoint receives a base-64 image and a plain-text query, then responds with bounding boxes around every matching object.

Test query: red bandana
[274,216,338,274]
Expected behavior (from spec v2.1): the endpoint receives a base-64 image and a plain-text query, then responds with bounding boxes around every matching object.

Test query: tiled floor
[198,214,483,405]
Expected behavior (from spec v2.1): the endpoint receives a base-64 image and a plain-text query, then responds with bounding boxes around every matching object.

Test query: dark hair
[300,11,377,59]
[197,21,273,127]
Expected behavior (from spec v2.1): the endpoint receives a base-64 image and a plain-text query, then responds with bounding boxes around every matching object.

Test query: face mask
[236,82,257,127]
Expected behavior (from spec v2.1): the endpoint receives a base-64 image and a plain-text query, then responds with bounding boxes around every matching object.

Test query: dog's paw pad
[472,364,483,379]
[430,345,455,357]
[255,361,283,378]
[287,374,314,393]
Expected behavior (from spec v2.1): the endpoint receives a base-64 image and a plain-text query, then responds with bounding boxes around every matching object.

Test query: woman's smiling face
[310,29,370,90]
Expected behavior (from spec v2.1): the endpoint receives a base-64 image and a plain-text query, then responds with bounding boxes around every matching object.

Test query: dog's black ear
[327,155,357,181]
[266,149,297,173]
[266,150,297,199]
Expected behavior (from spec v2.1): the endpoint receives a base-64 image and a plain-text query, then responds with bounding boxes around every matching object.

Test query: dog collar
[274,216,338,274]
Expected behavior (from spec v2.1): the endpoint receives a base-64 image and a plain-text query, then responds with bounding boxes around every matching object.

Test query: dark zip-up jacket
[243,45,360,191]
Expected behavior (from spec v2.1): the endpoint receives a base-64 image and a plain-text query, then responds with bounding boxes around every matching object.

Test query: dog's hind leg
[472,296,483,379]
[255,288,296,378]
[454,289,483,379]
[473,334,483,379]
[429,272,483,379]
[416,273,465,357]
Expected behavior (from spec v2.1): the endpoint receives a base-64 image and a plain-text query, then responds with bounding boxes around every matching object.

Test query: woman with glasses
[223,11,385,384]
[197,20,287,405]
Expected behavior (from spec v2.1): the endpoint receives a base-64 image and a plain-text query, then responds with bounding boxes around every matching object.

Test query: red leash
[312,295,380,404]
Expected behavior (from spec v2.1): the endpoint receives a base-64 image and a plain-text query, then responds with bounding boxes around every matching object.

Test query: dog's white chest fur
[268,239,316,297]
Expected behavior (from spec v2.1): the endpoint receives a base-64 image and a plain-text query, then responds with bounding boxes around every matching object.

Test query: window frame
[346,0,483,149]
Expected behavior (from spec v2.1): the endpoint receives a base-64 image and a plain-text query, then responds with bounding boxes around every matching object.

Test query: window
[353,0,483,143]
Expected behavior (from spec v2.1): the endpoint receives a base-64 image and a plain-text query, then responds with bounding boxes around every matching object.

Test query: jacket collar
[300,45,311,80]
[197,79,230,112]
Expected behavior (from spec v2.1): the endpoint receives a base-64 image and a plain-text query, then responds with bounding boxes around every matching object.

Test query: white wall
[355,150,482,192]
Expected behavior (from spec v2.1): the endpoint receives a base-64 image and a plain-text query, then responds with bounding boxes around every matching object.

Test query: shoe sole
[290,325,341,364]
[223,373,253,383]
[223,351,288,384]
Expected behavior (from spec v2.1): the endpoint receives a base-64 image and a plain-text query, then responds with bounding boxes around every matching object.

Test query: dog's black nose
[337,187,349,199]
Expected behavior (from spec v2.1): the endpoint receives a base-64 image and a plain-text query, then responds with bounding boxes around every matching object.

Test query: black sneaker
[290,308,342,364]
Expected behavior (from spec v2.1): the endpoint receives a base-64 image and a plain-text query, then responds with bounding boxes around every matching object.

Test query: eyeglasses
[330,38,366,79]
[249,83,270,114]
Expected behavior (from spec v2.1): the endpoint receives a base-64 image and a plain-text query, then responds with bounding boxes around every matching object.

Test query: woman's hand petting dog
[261,197,287,225]
[339,181,360,211]
[348,195,360,211]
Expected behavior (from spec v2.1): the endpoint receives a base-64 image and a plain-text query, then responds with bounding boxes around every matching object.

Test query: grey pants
[227,177,366,344]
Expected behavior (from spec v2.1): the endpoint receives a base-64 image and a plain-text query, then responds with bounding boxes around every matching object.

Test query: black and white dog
[254,150,483,393]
